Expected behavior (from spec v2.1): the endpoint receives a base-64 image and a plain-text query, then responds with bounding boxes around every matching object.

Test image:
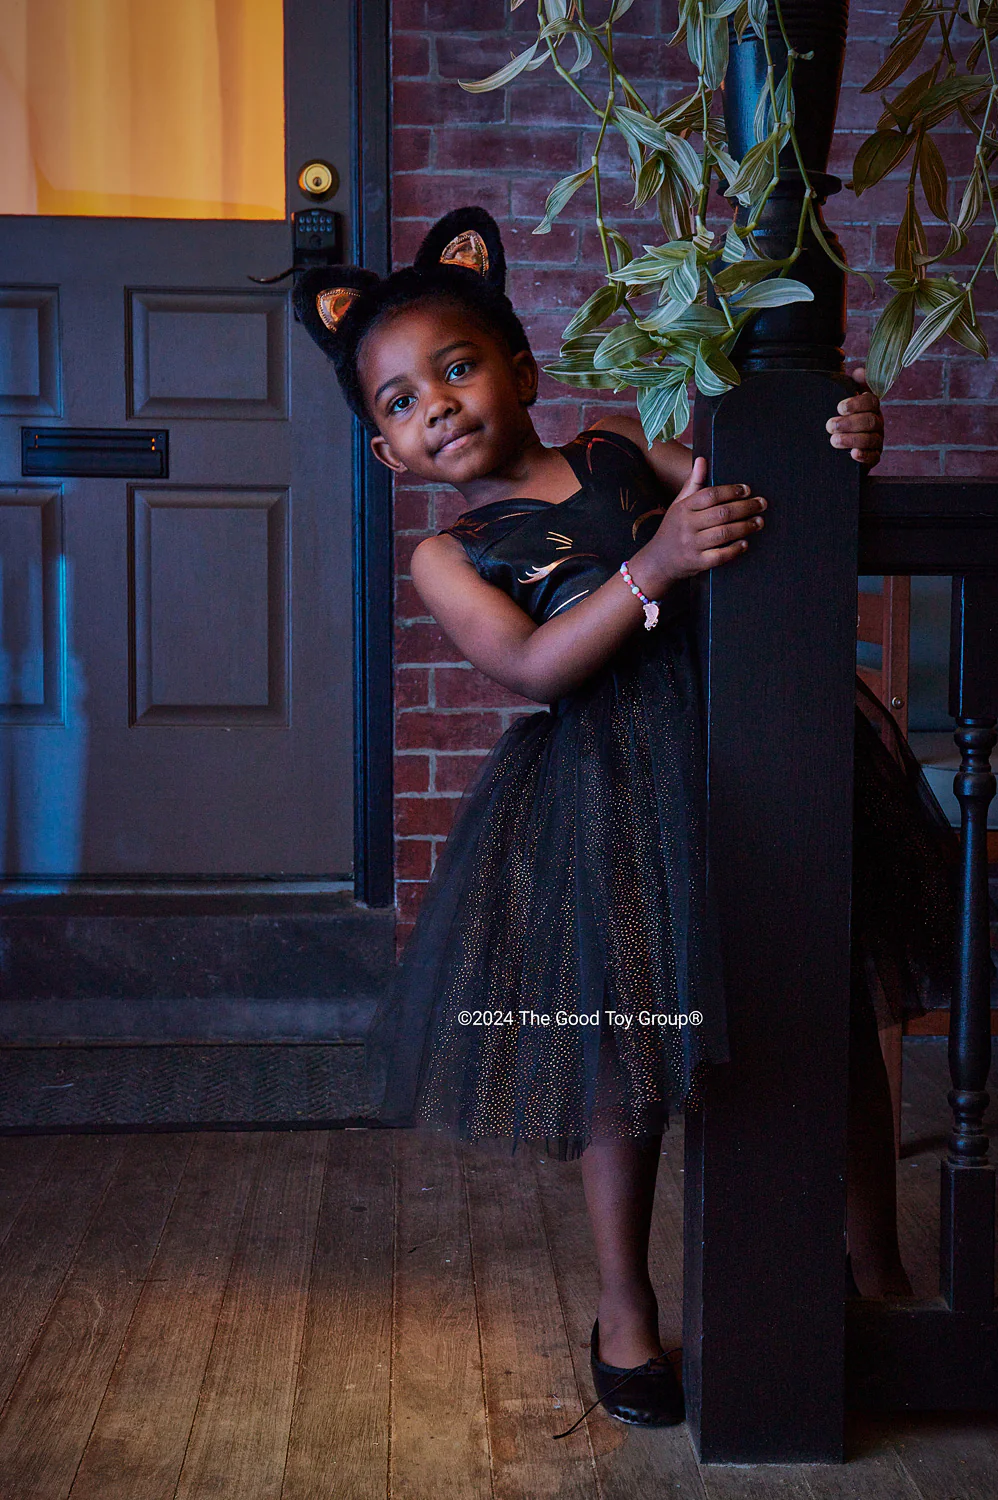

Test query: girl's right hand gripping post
[637,456,767,596]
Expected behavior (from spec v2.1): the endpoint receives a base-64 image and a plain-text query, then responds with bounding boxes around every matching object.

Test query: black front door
[0,0,355,880]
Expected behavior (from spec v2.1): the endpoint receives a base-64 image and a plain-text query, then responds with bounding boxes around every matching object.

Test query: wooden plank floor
[0,1038,995,1500]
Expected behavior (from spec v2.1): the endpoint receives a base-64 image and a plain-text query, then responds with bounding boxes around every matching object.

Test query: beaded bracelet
[619,560,660,630]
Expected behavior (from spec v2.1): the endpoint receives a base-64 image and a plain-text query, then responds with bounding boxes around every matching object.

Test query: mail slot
[21,427,169,478]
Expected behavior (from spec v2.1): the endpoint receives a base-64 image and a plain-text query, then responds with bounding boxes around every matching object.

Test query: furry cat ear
[292,266,381,356]
[413,206,507,294]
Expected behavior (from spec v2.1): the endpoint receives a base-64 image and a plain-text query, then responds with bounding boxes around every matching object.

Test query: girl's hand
[636,456,767,591]
[826,366,883,467]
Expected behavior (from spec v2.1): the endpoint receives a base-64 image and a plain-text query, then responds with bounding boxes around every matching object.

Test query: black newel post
[684,1,857,1462]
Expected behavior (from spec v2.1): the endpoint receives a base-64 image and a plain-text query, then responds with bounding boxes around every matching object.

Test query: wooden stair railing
[846,483,998,1410]
[857,578,997,1162]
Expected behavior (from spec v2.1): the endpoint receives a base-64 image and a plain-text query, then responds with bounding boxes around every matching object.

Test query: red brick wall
[389,0,997,944]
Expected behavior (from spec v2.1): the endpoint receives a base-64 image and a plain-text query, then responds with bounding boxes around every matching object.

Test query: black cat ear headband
[292,206,528,430]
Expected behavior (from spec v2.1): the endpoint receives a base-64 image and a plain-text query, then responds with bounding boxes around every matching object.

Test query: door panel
[0,289,61,415]
[0,1,354,879]
[129,291,289,419]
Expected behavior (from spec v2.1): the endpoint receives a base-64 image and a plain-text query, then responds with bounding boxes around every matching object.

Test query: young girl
[294,207,958,1430]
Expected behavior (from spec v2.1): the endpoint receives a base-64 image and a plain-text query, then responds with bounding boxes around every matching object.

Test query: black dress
[366,428,960,1159]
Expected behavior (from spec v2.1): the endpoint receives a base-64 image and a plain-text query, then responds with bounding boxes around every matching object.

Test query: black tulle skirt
[851,676,961,1028]
[366,621,963,1160]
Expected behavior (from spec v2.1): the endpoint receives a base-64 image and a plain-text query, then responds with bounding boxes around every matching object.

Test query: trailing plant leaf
[912,282,991,357]
[694,339,740,394]
[901,291,970,365]
[614,105,686,153]
[956,164,985,232]
[561,282,623,340]
[567,31,593,75]
[637,371,692,445]
[669,247,702,306]
[458,41,542,92]
[616,109,704,194]
[806,201,876,291]
[533,166,594,235]
[877,67,935,132]
[753,77,772,145]
[711,141,741,188]
[918,131,948,220]
[607,242,689,286]
[731,0,752,42]
[637,297,707,333]
[722,224,748,262]
[651,304,729,339]
[728,277,814,309]
[932,221,968,261]
[746,0,768,43]
[915,76,989,130]
[542,361,628,389]
[689,13,729,92]
[657,162,695,240]
[607,229,634,270]
[895,193,927,274]
[713,256,790,293]
[724,126,789,204]
[593,322,657,370]
[861,19,933,94]
[865,289,916,396]
[852,130,914,194]
[658,91,711,132]
[634,155,667,209]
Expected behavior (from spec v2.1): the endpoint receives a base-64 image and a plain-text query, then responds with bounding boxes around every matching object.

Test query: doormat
[0,1044,382,1133]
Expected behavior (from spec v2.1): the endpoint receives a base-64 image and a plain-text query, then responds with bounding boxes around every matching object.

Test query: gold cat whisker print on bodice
[548,588,592,616]
[631,508,667,541]
[517,553,600,585]
[546,530,574,551]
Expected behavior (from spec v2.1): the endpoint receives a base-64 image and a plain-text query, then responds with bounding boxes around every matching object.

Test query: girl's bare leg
[846,997,913,1297]
[581,1135,665,1366]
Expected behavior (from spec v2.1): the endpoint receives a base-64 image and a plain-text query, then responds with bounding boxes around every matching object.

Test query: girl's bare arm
[410,460,766,705]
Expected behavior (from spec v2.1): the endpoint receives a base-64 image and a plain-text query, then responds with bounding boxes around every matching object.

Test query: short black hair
[292,207,532,432]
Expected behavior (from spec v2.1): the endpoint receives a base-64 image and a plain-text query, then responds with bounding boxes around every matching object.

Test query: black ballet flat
[552,1321,685,1437]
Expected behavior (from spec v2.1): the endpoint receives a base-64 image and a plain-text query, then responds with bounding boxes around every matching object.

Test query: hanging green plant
[459,0,998,441]
[850,1,996,393]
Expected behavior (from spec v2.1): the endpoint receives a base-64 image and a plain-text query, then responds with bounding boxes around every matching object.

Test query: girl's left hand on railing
[826,366,883,468]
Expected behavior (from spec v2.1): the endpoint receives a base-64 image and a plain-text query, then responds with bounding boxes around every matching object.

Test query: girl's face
[358,299,538,485]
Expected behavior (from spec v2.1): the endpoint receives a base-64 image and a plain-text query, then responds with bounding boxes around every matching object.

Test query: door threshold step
[0,1043,382,1132]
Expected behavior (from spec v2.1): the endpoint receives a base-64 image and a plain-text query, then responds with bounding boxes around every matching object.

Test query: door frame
[349,0,394,908]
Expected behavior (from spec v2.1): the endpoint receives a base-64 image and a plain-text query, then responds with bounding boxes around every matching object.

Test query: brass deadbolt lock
[298,161,338,199]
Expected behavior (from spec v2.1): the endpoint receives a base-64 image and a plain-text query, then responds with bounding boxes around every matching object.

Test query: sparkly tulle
[367,615,729,1160]
[851,676,962,1028]
[365,428,966,1159]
